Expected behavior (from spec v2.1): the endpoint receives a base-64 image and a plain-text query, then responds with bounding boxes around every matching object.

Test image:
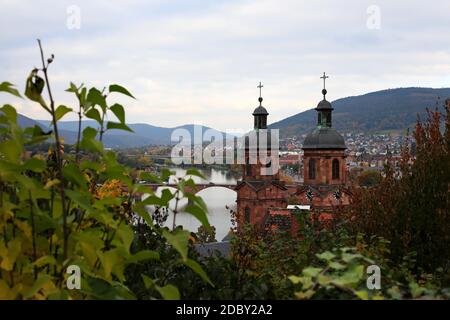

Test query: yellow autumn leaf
[0,279,16,299]
[0,238,21,271]
[44,179,60,189]
[14,219,32,239]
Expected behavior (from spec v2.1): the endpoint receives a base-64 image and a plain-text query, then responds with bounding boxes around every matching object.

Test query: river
[144,167,238,241]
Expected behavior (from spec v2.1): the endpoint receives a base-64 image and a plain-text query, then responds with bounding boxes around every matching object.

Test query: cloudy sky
[1,0,449,132]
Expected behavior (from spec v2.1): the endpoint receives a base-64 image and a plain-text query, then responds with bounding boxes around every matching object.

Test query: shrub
[0,41,210,299]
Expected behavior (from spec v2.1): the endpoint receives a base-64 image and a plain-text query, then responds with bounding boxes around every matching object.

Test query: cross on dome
[257,81,264,105]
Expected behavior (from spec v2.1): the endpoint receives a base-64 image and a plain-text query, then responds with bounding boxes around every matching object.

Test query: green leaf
[156,284,180,300]
[116,223,134,252]
[184,258,214,287]
[110,103,125,123]
[139,172,162,183]
[295,289,316,299]
[160,188,174,205]
[32,255,56,268]
[23,274,53,299]
[409,281,426,298]
[184,204,210,230]
[81,127,103,153]
[85,276,135,299]
[79,87,87,105]
[288,275,302,285]
[141,274,155,289]
[355,290,369,300]
[86,87,107,111]
[161,168,174,182]
[0,140,22,162]
[331,265,365,287]
[329,261,346,270]
[185,168,206,180]
[106,121,133,133]
[24,70,49,112]
[85,107,102,124]
[0,82,22,98]
[44,179,60,189]
[387,286,403,300]
[132,205,155,227]
[128,250,160,264]
[316,251,336,261]
[24,125,51,145]
[183,192,208,214]
[65,189,92,211]
[141,275,180,300]
[99,250,124,281]
[82,126,98,140]
[79,160,101,171]
[0,104,18,122]
[78,231,104,268]
[109,84,135,99]
[63,163,88,189]
[342,253,361,263]
[162,229,190,262]
[65,82,78,93]
[55,105,72,121]
[23,158,46,173]
[302,267,322,278]
[140,195,166,207]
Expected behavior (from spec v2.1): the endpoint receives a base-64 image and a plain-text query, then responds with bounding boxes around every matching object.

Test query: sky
[1,0,450,132]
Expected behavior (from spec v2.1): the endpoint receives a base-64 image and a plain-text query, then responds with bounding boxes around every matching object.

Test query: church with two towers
[235,74,351,233]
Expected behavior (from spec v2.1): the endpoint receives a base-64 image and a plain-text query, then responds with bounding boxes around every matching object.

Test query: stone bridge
[142,183,237,194]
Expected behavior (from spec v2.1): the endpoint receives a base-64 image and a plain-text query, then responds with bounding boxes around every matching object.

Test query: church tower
[293,73,351,215]
[302,73,347,186]
[236,82,286,228]
[242,82,280,181]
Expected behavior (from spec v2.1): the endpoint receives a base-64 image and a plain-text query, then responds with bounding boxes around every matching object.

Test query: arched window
[326,112,332,127]
[244,207,250,224]
[308,159,316,180]
[332,158,340,180]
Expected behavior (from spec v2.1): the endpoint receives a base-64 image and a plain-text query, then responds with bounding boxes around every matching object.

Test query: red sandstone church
[235,75,352,233]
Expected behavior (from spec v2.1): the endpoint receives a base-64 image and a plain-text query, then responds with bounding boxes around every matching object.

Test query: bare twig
[37,39,69,260]
[29,191,37,280]
[75,106,83,163]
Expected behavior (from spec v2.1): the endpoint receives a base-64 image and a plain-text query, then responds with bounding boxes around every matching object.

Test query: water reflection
[144,167,238,241]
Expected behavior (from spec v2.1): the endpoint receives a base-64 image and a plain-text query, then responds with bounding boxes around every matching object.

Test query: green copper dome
[302,127,346,150]
[302,76,346,150]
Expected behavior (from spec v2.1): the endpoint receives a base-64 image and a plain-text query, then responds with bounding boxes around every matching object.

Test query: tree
[356,169,382,187]
[344,100,450,274]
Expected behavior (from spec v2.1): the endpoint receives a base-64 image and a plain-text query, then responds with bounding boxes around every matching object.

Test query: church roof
[303,75,346,150]
[302,127,346,150]
[253,105,269,115]
[316,98,333,110]
[235,179,287,191]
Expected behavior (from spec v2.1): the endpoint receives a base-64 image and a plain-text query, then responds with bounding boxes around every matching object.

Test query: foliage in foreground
[342,100,450,273]
[0,41,211,299]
